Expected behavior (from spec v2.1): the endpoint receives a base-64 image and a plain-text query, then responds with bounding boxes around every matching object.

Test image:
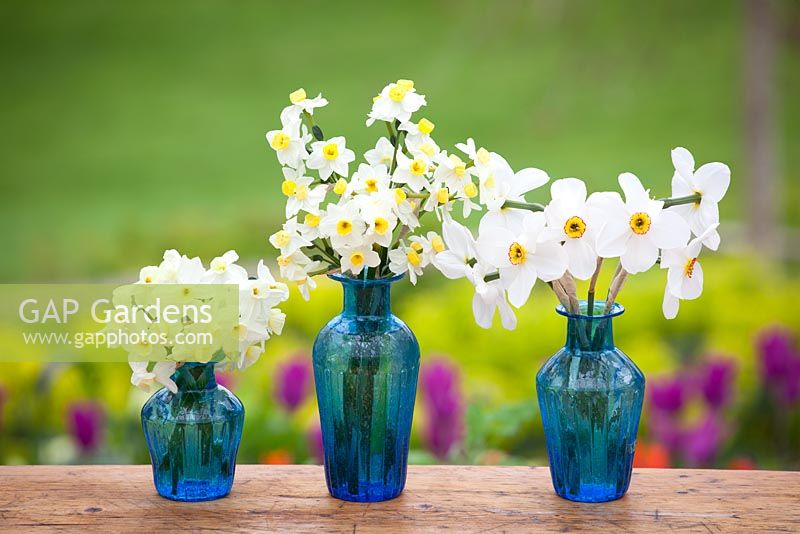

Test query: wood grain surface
[0,465,798,532]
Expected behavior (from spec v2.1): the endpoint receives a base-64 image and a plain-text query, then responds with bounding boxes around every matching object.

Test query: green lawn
[1,0,797,280]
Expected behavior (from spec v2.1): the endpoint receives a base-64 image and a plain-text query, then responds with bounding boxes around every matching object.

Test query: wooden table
[0,465,797,532]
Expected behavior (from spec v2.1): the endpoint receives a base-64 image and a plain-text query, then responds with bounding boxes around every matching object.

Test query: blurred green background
[1,0,798,469]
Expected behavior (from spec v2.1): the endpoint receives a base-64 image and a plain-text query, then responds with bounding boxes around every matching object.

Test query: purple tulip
[683,414,726,466]
[274,354,312,412]
[649,376,685,414]
[698,358,736,410]
[757,328,800,406]
[646,356,737,467]
[420,358,464,460]
[67,401,104,454]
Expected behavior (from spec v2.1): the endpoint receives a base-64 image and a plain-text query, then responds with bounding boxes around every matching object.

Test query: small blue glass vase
[141,362,244,502]
[537,301,645,503]
[313,273,420,502]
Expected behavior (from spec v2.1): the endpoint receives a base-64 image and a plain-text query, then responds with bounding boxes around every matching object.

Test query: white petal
[472,291,494,329]
[512,168,549,196]
[435,251,468,279]
[662,287,679,319]
[564,239,597,280]
[671,147,695,178]
[649,210,690,250]
[495,287,518,330]
[693,162,730,202]
[680,262,704,300]
[505,269,536,308]
[621,236,659,274]
[667,265,685,296]
[595,217,630,258]
[671,171,693,197]
[530,242,568,282]
[550,178,587,205]
[618,172,650,207]
[522,212,546,236]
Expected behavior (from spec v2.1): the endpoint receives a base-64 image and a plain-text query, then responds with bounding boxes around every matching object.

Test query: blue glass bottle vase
[313,273,420,502]
[141,362,244,502]
[536,302,645,503]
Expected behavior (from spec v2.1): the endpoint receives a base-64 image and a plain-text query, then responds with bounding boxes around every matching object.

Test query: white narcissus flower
[476,212,568,308]
[152,250,206,284]
[472,279,517,331]
[543,178,604,280]
[130,361,178,394]
[479,161,550,230]
[298,211,324,241]
[405,133,440,163]
[265,118,309,168]
[392,189,421,230]
[409,231,445,266]
[307,136,356,180]
[358,198,397,248]
[434,219,478,280]
[669,147,731,250]
[660,224,719,319]
[276,250,321,301]
[367,79,426,126]
[319,202,366,250]
[422,182,452,215]
[237,344,264,371]
[287,88,328,115]
[595,173,691,274]
[433,152,470,194]
[269,218,313,256]
[239,260,290,322]
[388,244,424,284]
[349,163,391,196]
[280,166,326,218]
[364,137,395,168]
[203,250,249,284]
[339,244,380,276]
[392,152,431,193]
[399,118,435,142]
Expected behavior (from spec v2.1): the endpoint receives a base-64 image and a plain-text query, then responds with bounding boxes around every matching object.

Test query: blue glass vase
[536,302,645,503]
[141,362,244,502]
[313,273,420,502]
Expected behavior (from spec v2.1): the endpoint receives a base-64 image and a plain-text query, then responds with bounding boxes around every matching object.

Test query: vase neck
[565,316,616,352]
[559,301,623,353]
[173,362,217,391]
[334,275,397,318]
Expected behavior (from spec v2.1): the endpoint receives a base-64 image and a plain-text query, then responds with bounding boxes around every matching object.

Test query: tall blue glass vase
[141,362,244,502]
[313,273,420,502]
[536,302,644,503]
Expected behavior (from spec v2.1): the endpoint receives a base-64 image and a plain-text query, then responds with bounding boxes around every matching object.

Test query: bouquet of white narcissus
[264,80,730,328]
[127,249,289,393]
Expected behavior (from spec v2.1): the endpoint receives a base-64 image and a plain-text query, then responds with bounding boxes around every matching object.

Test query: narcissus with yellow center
[323,143,339,160]
[629,212,651,235]
[564,216,586,238]
[508,242,526,265]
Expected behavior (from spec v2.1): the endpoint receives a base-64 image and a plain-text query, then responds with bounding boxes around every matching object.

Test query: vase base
[154,479,233,502]
[328,483,404,503]
[554,483,627,503]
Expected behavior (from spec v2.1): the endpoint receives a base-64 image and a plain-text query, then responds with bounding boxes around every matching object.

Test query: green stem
[660,193,701,208]
[309,265,336,277]
[501,200,545,212]
[390,127,405,174]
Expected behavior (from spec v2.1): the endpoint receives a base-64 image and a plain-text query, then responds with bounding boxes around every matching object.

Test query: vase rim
[328,272,405,286]
[556,300,624,320]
